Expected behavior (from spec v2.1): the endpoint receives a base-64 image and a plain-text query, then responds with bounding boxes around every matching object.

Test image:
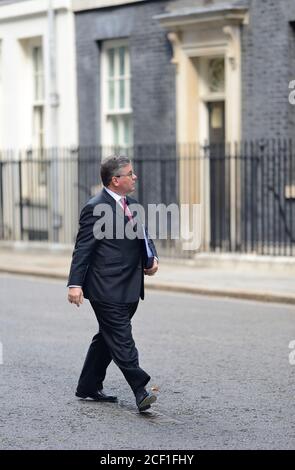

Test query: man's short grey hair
[100,155,131,187]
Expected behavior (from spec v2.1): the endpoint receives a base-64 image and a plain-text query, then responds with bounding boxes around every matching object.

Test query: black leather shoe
[75,389,118,403]
[136,389,157,412]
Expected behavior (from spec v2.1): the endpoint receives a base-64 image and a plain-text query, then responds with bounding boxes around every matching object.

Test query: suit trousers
[76,300,150,395]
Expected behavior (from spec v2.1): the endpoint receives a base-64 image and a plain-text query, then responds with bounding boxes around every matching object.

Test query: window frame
[29,39,45,150]
[28,38,46,185]
[101,38,133,150]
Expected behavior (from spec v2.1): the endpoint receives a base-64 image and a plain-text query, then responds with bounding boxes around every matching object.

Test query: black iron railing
[0,142,294,257]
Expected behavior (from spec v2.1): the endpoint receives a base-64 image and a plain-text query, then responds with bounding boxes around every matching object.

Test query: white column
[223,25,242,250]
[223,25,242,144]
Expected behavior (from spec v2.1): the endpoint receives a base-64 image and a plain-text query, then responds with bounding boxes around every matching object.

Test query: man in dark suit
[67,155,158,412]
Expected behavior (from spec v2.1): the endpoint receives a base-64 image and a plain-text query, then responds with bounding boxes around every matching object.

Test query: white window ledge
[106,109,132,116]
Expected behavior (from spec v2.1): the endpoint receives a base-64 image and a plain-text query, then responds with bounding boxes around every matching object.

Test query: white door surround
[156,5,248,250]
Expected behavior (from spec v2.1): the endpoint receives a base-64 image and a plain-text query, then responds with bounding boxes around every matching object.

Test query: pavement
[1,275,295,450]
[0,245,295,305]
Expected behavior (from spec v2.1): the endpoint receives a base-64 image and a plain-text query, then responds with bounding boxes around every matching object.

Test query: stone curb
[1,266,295,306]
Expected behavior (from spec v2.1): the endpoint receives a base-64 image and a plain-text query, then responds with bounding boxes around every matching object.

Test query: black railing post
[18,159,24,241]
[0,142,293,256]
[259,139,265,255]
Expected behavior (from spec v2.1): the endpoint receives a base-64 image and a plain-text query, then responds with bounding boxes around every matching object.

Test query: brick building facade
[74,0,295,145]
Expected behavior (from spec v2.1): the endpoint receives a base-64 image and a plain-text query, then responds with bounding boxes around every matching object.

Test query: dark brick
[75,0,176,148]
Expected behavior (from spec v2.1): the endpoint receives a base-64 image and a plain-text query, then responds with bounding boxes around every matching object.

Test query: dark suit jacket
[67,188,158,303]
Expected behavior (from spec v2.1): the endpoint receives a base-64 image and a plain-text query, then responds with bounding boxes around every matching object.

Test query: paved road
[0,274,294,450]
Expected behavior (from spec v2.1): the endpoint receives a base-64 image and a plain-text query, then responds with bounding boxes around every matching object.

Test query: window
[208,58,225,94]
[30,43,46,185]
[102,41,133,150]
[32,45,44,150]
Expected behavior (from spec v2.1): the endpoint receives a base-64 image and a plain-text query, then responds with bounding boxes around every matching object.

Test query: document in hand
[142,224,154,269]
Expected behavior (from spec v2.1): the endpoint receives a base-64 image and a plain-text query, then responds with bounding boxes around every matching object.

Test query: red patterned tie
[121,197,133,223]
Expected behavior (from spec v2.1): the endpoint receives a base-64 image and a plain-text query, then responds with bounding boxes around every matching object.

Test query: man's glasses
[115,171,136,178]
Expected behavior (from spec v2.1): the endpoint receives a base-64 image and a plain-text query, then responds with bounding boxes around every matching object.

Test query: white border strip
[0,0,71,21]
[72,0,147,12]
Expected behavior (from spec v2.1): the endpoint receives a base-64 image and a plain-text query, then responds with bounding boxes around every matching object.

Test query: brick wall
[75,0,176,148]
[75,0,295,144]
[241,0,295,140]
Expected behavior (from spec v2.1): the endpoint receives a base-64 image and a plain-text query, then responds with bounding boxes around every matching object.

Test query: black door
[207,101,229,249]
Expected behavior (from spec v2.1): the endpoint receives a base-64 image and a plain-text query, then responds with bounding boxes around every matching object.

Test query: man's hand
[68,287,84,307]
[144,258,158,276]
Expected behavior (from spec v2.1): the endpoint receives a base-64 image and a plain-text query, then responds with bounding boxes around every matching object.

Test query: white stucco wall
[0,0,78,149]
